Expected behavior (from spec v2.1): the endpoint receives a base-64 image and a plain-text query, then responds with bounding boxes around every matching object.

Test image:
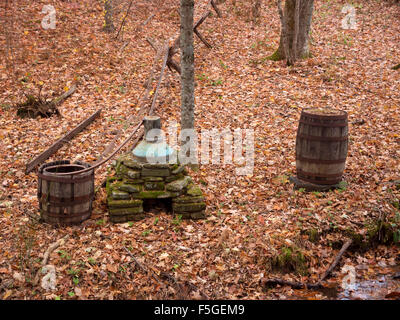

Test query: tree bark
[180,0,195,131]
[104,0,115,32]
[270,0,314,64]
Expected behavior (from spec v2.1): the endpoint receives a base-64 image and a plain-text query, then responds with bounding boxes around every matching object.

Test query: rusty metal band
[296,134,348,142]
[41,209,92,219]
[299,120,348,127]
[301,110,348,120]
[40,193,94,206]
[37,172,94,183]
[296,156,346,164]
[297,169,343,179]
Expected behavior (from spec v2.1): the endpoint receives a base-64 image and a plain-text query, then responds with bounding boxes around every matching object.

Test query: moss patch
[271,246,309,276]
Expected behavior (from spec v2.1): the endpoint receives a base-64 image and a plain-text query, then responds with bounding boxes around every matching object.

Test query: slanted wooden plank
[25,109,102,174]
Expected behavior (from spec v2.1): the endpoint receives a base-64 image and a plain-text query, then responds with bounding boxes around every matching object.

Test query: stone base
[106,153,206,223]
[289,176,346,192]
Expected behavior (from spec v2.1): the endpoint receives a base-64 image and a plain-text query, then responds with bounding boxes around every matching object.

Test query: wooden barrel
[296,108,348,185]
[38,160,94,225]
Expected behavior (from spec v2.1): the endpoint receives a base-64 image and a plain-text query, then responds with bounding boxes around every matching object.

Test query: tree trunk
[270,0,314,64]
[180,0,195,131]
[103,0,115,32]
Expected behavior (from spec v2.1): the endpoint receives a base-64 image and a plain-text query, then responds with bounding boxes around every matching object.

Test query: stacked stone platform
[106,153,206,223]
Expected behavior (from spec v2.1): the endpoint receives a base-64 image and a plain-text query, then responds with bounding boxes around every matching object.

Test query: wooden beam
[25,109,102,174]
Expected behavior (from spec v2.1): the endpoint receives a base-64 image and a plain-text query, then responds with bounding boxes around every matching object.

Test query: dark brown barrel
[295,108,348,185]
[38,160,94,225]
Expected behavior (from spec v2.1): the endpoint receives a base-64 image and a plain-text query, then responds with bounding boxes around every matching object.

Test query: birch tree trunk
[270,0,314,64]
[180,0,195,131]
[103,0,115,32]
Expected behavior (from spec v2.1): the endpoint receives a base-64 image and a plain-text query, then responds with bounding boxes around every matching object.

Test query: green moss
[306,228,320,243]
[105,176,119,196]
[271,246,309,276]
[109,206,143,215]
[173,196,205,203]
[267,49,283,61]
[186,184,203,197]
[107,199,143,208]
[144,181,165,191]
[172,202,206,213]
[134,190,174,199]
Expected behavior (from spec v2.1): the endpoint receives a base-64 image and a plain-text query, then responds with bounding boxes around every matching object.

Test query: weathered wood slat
[25,109,101,174]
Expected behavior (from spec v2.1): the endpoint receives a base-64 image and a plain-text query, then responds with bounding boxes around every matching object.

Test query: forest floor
[0,0,400,300]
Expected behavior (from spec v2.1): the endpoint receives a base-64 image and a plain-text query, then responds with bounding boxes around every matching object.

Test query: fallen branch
[124,247,164,286]
[50,84,77,108]
[261,239,353,290]
[33,235,69,286]
[318,238,353,284]
[25,109,101,174]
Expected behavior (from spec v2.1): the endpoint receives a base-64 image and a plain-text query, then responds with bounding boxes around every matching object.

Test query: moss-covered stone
[165,173,184,183]
[109,206,143,216]
[173,202,206,213]
[106,176,120,196]
[123,178,144,184]
[271,246,309,276]
[123,159,143,169]
[166,176,192,192]
[143,177,164,182]
[126,170,141,179]
[116,164,129,176]
[110,214,145,223]
[143,163,170,169]
[144,181,165,191]
[173,195,204,203]
[118,184,141,193]
[142,167,170,177]
[111,190,130,200]
[172,165,186,175]
[107,199,143,208]
[186,184,203,197]
[133,190,175,199]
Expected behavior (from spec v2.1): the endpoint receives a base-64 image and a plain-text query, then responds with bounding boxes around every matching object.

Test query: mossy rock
[271,246,309,276]
[118,184,142,193]
[186,184,203,197]
[305,228,320,243]
[107,199,143,208]
[165,173,184,183]
[133,190,177,199]
[173,195,205,204]
[144,181,165,191]
[173,202,206,213]
[143,177,164,182]
[142,167,170,177]
[123,178,144,184]
[166,176,192,192]
[110,214,145,223]
[172,165,186,175]
[106,176,120,196]
[143,163,171,169]
[126,170,141,179]
[109,206,143,216]
[111,190,130,200]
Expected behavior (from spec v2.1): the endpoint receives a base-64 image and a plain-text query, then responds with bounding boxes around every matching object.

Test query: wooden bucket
[295,108,348,185]
[38,160,94,225]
